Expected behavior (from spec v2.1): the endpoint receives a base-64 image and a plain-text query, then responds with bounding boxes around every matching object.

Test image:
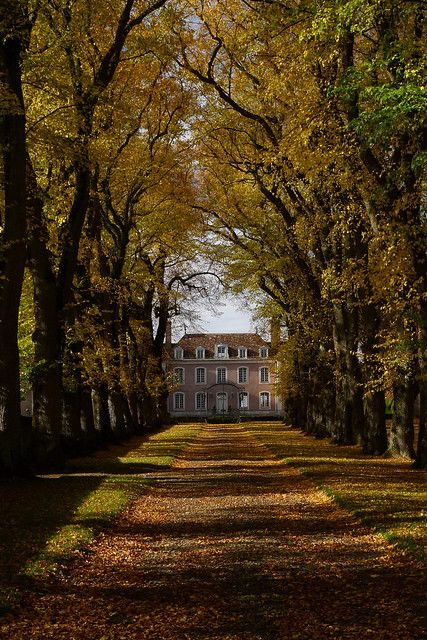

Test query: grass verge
[0,422,202,614]
[247,422,427,564]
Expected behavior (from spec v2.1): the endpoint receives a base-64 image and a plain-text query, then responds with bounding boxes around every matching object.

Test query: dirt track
[1,424,426,640]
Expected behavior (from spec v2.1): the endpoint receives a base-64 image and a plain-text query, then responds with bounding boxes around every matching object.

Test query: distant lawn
[0,423,202,614]
[248,422,427,564]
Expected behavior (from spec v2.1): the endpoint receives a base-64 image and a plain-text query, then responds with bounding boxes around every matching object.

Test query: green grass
[247,422,427,564]
[0,422,202,614]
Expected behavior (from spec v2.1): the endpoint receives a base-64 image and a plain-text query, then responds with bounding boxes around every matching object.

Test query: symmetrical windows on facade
[238,347,247,359]
[195,392,206,411]
[196,346,205,359]
[259,347,269,358]
[216,367,227,383]
[260,367,270,383]
[173,367,184,384]
[216,344,228,358]
[238,367,248,384]
[195,367,206,384]
[239,392,249,409]
[174,392,185,410]
[260,391,270,408]
[174,347,184,359]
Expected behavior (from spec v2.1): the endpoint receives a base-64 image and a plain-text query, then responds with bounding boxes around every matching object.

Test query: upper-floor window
[238,367,248,384]
[217,367,227,383]
[238,347,247,359]
[216,344,228,358]
[260,391,270,408]
[196,346,205,359]
[174,392,185,410]
[195,367,206,384]
[174,346,184,359]
[173,367,184,384]
[259,347,269,358]
[260,367,270,383]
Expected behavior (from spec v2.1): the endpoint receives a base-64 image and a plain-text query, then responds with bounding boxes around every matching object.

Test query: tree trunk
[363,390,387,455]
[108,391,127,438]
[80,387,97,449]
[360,304,388,455]
[415,301,427,467]
[0,15,28,473]
[415,386,427,468]
[92,384,113,440]
[26,157,65,456]
[62,390,83,454]
[388,376,417,459]
[332,304,365,445]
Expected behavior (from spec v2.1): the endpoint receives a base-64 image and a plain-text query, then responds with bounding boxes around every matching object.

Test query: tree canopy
[0,0,425,472]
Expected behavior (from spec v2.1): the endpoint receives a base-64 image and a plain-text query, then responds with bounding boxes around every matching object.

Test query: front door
[216,392,228,414]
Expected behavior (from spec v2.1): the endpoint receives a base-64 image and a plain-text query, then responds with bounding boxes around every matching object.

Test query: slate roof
[171,333,272,359]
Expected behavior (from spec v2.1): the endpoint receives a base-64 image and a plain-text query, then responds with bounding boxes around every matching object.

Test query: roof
[170,333,272,359]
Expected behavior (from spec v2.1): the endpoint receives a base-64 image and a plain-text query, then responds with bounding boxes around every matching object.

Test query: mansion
[165,329,282,420]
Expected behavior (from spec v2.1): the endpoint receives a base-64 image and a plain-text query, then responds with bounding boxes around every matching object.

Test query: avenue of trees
[0,0,426,473]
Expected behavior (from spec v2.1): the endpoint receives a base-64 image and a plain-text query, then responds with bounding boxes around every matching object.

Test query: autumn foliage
[0,0,426,471]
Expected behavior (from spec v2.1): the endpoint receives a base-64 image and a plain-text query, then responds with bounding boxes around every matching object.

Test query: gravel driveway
[1,424,426,639]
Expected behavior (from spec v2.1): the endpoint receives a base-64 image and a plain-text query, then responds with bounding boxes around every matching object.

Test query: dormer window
[174,346,184,359]
[216,344,228,358]
[196,346,205,359]
[259,347,269,358]
[238,347,247,359]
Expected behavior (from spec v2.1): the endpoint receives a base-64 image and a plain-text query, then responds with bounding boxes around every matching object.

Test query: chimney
[165,319,172,345]
[270,318,280,352]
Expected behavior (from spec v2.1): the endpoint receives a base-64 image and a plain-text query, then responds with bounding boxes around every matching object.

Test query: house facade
[165,332,282,419]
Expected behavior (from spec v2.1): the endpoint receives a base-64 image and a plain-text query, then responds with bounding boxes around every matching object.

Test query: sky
[196,300,253,333]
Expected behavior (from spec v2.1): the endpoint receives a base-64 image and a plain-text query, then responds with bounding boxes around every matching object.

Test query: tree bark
[415,386,427,468]
[332,304,365,445]
[363,390,387,455]
[92,384,113,440]
[360,305,388,455]
[26,161,63,453]
[415,300,427,467]
[108,391,127,438]
[80,387,97,449]
[388,373,417,459]
[0,8,28,472]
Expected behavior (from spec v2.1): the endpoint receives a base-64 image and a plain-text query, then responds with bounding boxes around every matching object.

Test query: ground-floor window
[259,391,270,409]
[239,392,249,409]
[174,392,185,410]
[195,392,206,410]
[216,392,228,413]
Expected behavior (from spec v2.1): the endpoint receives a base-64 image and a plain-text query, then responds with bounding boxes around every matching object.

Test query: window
[174,392,185,410]
[239,392,249,409]
[195,367,206,384]
[260,392,270,408]
[195,392,206,410]
[259,347,269,358]
[216,344,228,358]
[216,392,228,412]
[260,367,269,383]
[196,346,205,359]
[174,347,183,359]
[217,367,227,383]
[173,367,184,384]
[238,347,247,359]
[238,367,248,384]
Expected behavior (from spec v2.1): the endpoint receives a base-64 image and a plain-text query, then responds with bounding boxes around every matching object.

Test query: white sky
[197,300,253,333]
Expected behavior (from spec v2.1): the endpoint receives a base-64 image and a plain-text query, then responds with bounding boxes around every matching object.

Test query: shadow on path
[0,424,425,640]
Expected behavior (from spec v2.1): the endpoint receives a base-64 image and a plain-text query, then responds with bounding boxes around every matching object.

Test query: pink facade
[166,333,282,419]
